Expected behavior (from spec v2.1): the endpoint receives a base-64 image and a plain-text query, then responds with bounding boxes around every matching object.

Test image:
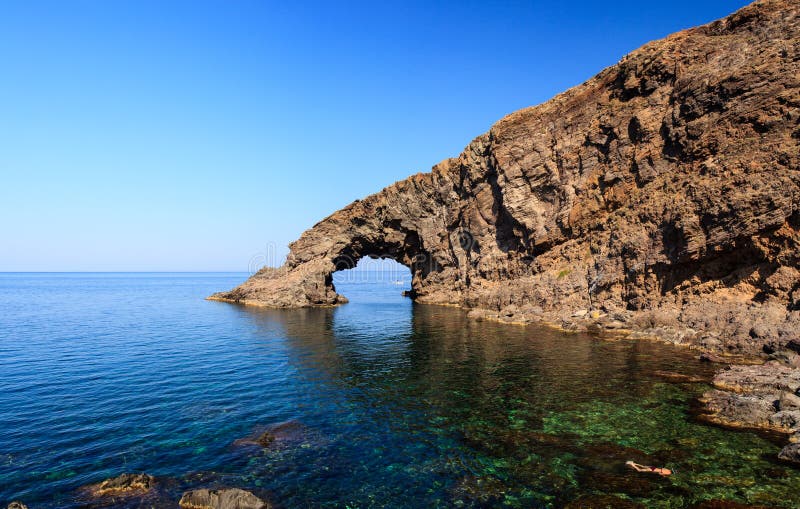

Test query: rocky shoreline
[79,473,272,509]
[465,301,800,466]
[210,1,800,472]
[699,363,800,463]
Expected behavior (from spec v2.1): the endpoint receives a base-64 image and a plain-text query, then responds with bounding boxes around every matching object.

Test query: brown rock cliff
[212,0,799,355]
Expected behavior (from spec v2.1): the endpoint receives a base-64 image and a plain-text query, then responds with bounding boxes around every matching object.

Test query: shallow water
[0,272,798,507]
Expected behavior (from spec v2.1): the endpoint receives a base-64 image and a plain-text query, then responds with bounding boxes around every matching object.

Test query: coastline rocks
[779,391,800,410]
[179,488,270,509]
[711,363,800,394]
[83,473,156,498]
[699,353,727,364]
[778,442,800,464]
[701,362,800,461]
[700,390,779,429]
[210,0,800,360]
[786,339,800,355]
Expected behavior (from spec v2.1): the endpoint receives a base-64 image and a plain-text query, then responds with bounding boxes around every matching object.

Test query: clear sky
[1,0,750,271]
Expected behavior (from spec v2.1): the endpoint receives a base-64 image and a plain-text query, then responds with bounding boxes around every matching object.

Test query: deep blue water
[2,273,799,508]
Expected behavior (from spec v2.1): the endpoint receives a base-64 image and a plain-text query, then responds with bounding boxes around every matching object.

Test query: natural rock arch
[211,0,800,357]
[210,187,462,307]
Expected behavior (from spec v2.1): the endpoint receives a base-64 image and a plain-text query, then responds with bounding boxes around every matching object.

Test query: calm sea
[1,272,799,507]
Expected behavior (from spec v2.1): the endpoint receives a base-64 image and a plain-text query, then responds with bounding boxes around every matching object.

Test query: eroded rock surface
[212,0,799,356]
[699,363,800,449]
[179,488,270,509]
[82,473,156,498]
[699,359,800,473]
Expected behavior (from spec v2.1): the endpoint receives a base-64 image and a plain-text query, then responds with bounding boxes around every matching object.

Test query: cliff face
[212,0,799,355]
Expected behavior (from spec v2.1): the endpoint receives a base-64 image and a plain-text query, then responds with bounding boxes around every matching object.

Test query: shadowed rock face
[212,0,799,354]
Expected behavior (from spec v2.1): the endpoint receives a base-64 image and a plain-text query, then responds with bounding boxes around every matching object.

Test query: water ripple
[2,273,799,507]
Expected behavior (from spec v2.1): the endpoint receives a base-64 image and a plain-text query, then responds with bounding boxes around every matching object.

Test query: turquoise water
[1,272,798,508]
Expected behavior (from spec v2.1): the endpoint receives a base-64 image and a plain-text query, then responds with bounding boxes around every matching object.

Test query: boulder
[699,353,727,363]
[769,410,800,431]
[700,390,778,429]
[179,488,270,509]
[711,364,800,394]
[779,391,800,411]
[83,472,156,498]
[778,443,800,464]
[234,420,307,449]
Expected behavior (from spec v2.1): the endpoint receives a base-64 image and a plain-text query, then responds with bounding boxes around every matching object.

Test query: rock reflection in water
[223,294,800,507]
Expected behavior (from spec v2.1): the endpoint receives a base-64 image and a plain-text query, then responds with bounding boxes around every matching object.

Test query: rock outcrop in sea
[699,362,800,462]
[212,0,799,358]
[82,473,156,499]
[179,488,270,509]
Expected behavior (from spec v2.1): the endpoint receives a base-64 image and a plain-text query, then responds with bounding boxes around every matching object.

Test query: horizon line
[0,268,412,274]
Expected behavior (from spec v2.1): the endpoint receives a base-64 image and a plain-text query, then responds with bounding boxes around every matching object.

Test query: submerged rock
[449,475,507,506]
[579,442,657,467]
[699,353,728,364]
[564,494,644,508]
[653,370,709,384]
[578,469,660,498]
[233,420,308,449]
[179,488,270,509]
[690,501,771,509]
[83,473,156,498]
[7,502,28,509]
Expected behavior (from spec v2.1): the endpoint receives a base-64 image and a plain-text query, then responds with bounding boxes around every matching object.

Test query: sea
[1,272,799,507]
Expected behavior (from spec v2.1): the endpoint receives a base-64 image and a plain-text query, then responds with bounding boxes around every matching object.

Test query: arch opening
[331,257,413,304]
[326,229,442,304]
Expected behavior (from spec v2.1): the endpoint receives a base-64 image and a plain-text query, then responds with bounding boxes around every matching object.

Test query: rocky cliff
[212,0,799,356]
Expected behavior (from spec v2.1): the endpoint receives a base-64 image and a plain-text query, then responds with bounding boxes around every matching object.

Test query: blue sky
[1,0,750,271]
